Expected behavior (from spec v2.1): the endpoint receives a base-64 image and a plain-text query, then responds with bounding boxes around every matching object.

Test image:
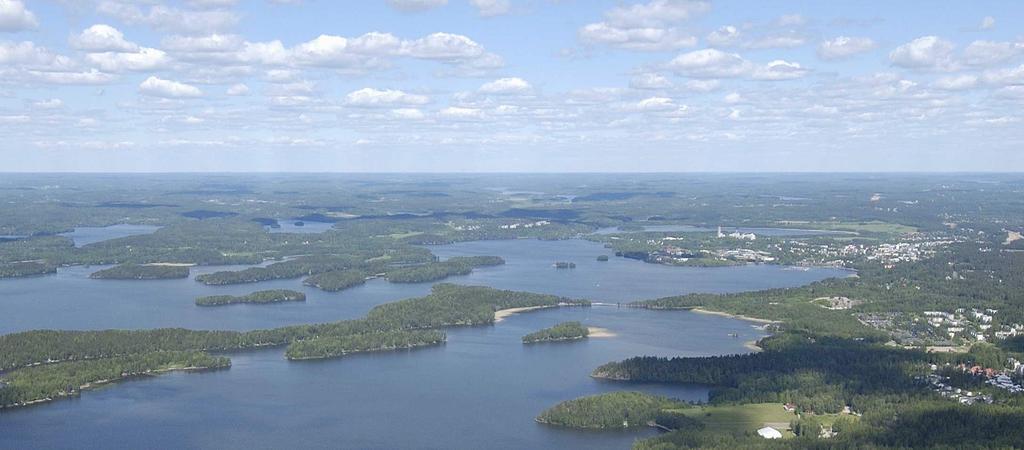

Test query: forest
[89,263,190,280]
[285,330,446,360]
[303,268,370,292]
[383,256,505,283]
[536,391,692,429]
[0,261,57,278]
[195,289,306,306]
[522,321,589,344]
[0,351,229,408]
[587,330,1024,449]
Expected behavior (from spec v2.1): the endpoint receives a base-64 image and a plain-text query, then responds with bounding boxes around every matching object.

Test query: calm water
[0,239,849,449]
[0,239,848,334]
[267,220,335,234]
[60,224,162,247]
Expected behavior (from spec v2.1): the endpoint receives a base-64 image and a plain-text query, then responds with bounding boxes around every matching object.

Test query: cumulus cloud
[225,83,249,95]
[30,69,116,85]
[932,74,978,90]
[635,96,676,111]
[345,88,429,107]
[70,24,139,52]
[138,76,203,98]
[0,0,37,32]
[667,48,751,78]
[684,79,719,92]
[154,31,502,74]
[579,23,697,51]
[706,26,741,47]
[439,106,483,120]
[752,60,808,80]
[982,64,1024,86]
[97,1,239,35]
[470,0,510,17]
[162,34,244,53]
[630,73,672,89]
[0,40,69,67]
[386,0,447,12]
[87,47,170,72]
[667,48,808,80]
[817,36,876,60]
[579,0,706,52]
[744,34,806,50]
[479,77,532,94]
[889,36,956,70]
[391,108,425,120]
[962,40,1022,67]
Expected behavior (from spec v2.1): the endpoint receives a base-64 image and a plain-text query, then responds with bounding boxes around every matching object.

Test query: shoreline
[0,365,227,410]
[494,305,558,322]
[689,307,779,324]
[587,327,616,338]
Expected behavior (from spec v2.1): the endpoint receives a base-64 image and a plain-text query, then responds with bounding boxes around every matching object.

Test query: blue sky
[1,0,1023,172]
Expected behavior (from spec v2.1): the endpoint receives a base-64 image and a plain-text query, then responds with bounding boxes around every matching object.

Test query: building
[757,427,783,439]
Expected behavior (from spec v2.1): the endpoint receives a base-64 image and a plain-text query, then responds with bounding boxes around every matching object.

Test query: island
[536,391,695,430]
[385,256,504,283]
[0,351,229,408]
[553,261,576,269]
[89,263,189,280]
[285,330,446,360]
[195,289,306,306]
[0,261,57,278]
[0,283,587,407]
[522,321,589,344]
[596,255,609,262]
[303,269,371,292]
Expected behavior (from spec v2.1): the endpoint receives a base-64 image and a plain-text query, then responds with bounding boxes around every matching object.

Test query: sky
[1,0,1023,172]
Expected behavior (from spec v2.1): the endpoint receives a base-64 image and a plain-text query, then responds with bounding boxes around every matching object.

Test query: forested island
[384,256,504,283]
[0,351,229,408]
[89,264,190,280]
[0,284,585,407]
[194,254,372,285]
[194,254,502,289]
[536,391,693,429]
[522,321,589,344]
[0,261,57,278]
[195,289,306,306]
[303,269,371,292]
[285,330,445,360]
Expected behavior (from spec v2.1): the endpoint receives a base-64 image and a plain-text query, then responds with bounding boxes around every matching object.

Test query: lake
[267,220,335,234]
[59,224,162,247]
[0,239,850,449]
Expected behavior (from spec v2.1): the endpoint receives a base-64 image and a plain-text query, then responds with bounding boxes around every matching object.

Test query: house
[783,403,797,412]
[758,427,783,439]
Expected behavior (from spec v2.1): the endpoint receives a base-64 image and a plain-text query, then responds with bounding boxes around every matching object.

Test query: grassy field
[670,403,797,437]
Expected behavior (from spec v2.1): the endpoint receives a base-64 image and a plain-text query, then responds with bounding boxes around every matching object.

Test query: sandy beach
[587,327,616,338]
[494,305,556,322]
[690,307,779,324]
